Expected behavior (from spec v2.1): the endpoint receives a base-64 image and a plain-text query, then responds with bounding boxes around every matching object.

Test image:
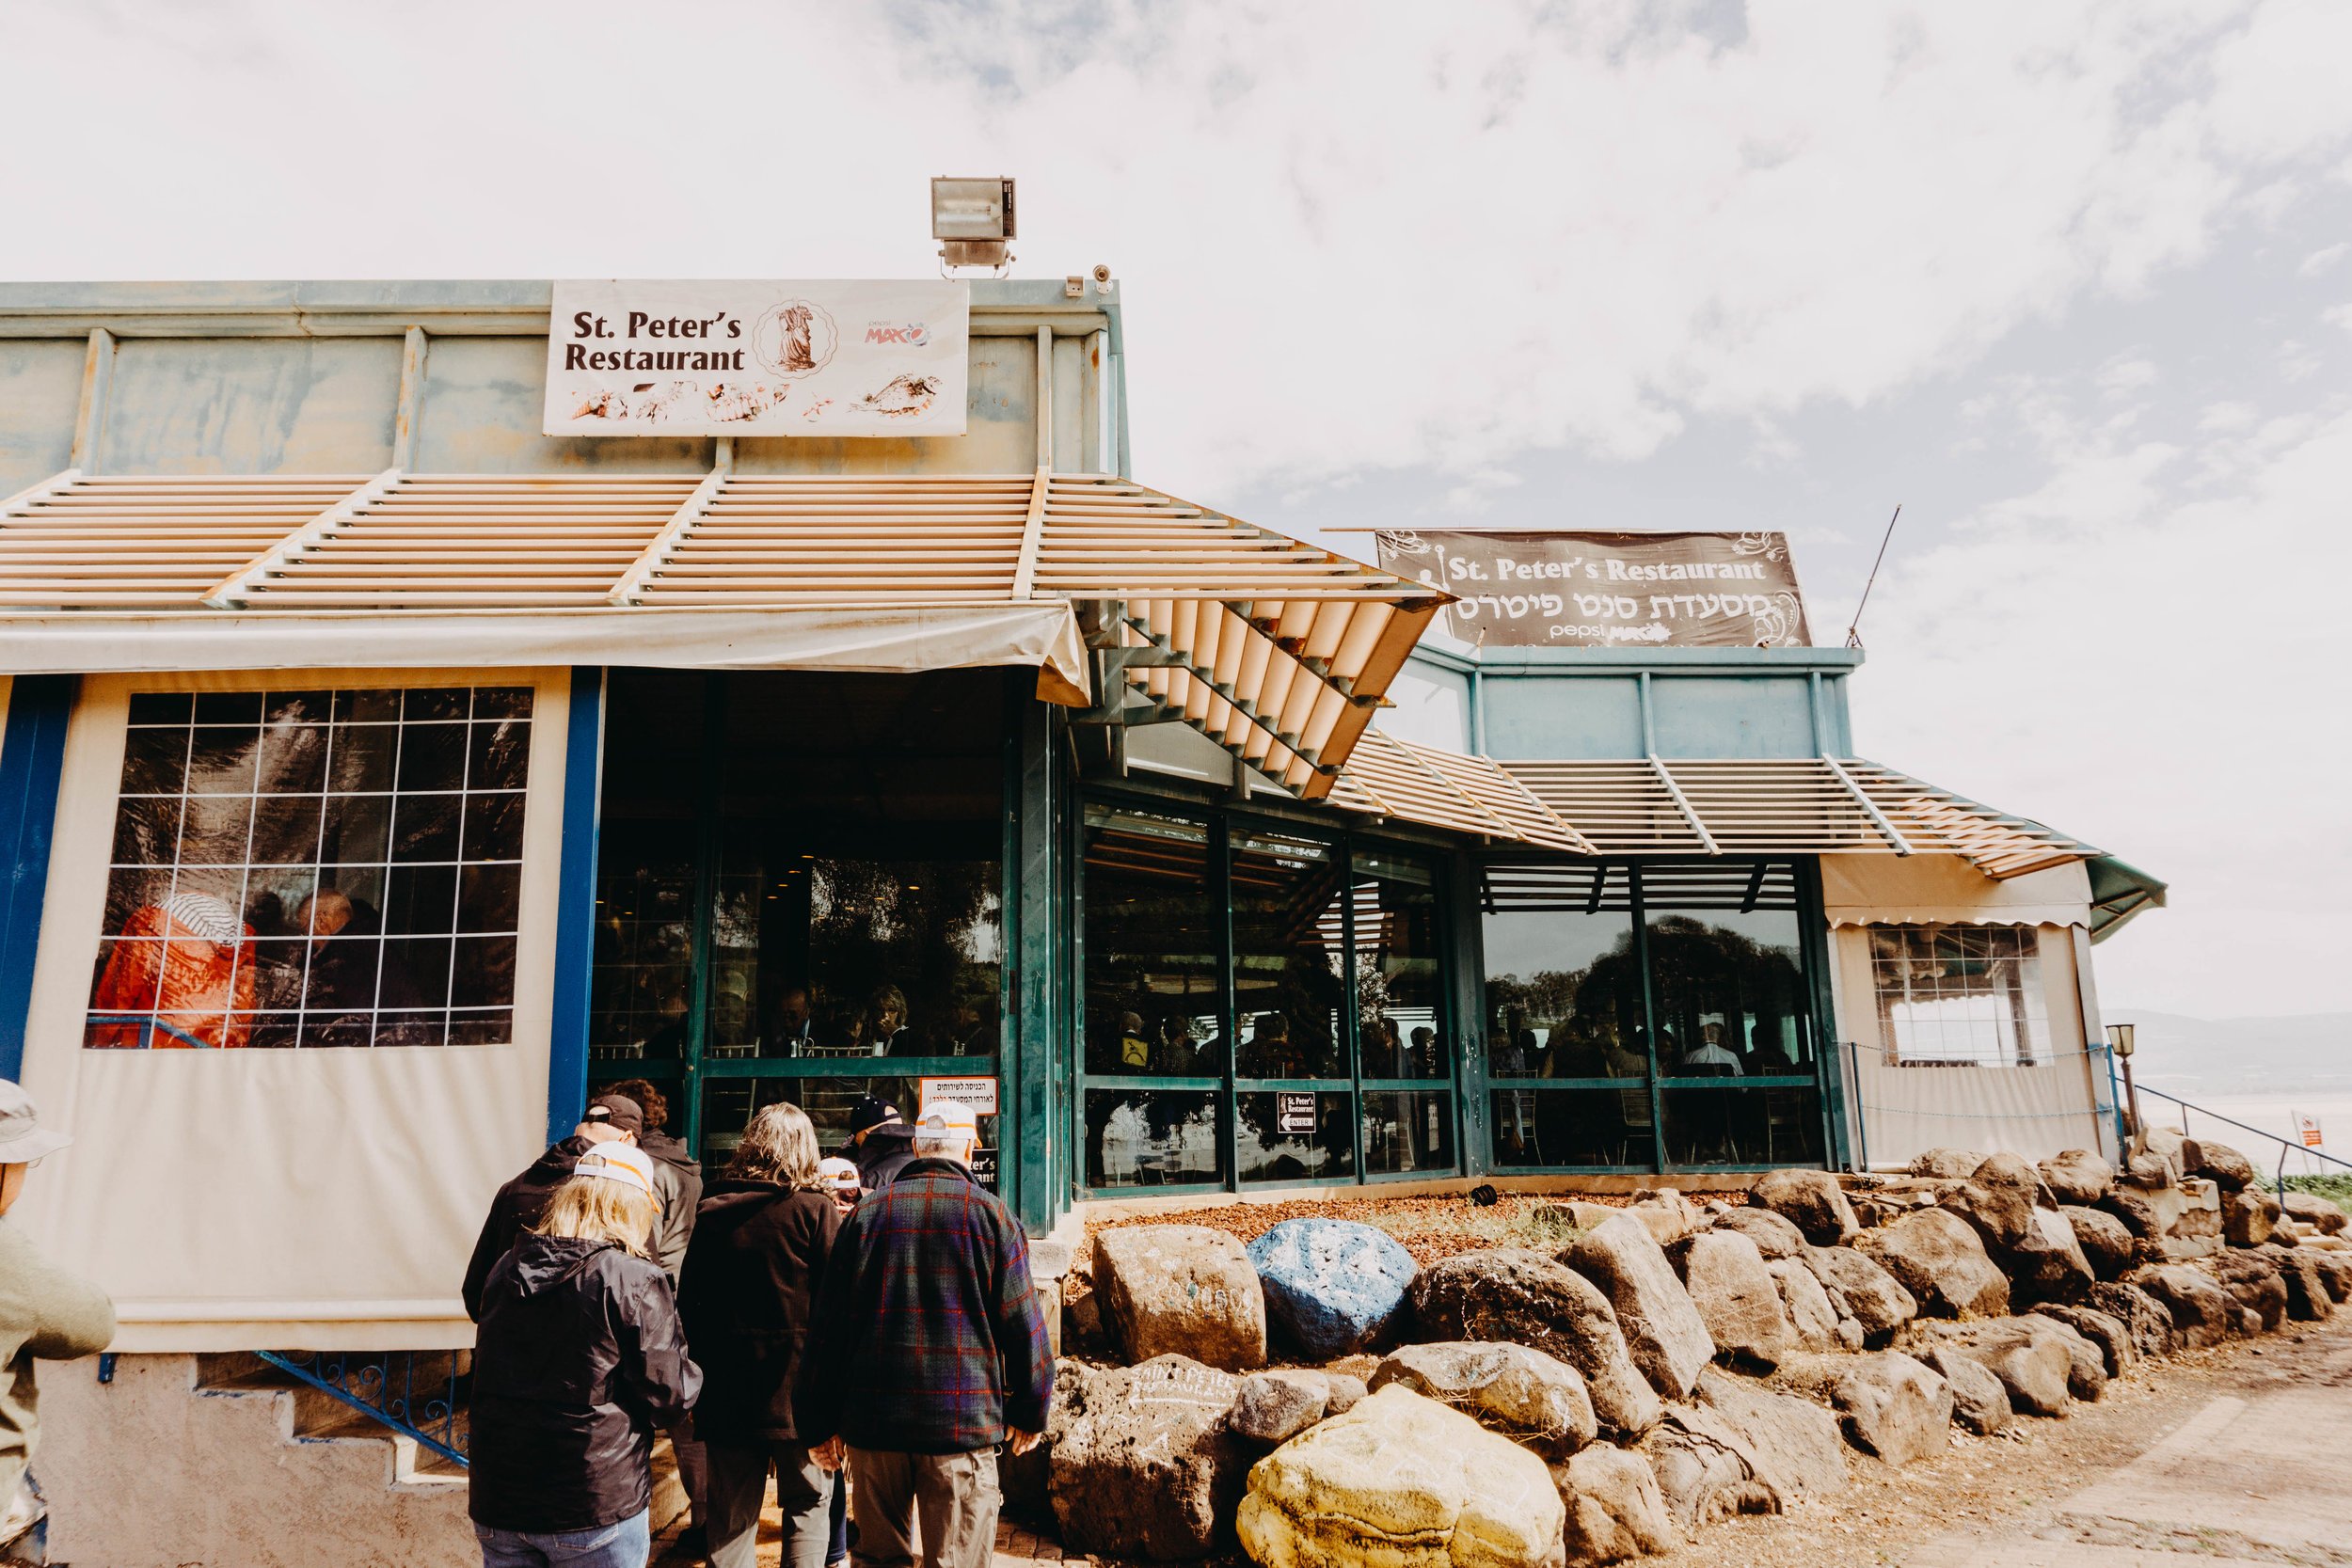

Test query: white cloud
[2097,356,2161,398]
[2299,241,2350,276]
[2199,400,2261,430]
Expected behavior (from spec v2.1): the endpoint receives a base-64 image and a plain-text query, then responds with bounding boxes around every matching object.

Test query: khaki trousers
[846,1447,999,1568]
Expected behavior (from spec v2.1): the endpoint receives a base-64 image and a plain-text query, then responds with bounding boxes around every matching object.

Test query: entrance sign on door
[545,279,969,437]
[920,1075,1000,1117]
[1276,1093,1316,1134]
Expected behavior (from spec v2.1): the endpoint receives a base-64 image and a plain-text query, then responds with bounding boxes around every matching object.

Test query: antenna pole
[1845,503,1901,650]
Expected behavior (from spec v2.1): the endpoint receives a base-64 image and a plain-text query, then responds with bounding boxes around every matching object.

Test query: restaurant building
[0,275,2162,1556]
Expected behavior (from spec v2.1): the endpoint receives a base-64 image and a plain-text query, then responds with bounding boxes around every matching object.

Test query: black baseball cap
[847,1095,902,1137]
[583,1093,644,1136]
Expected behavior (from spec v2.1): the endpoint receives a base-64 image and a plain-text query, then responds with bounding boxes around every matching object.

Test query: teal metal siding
[1483,674,1645,757]
[0,341,83,494]
[1649,675,1819,758]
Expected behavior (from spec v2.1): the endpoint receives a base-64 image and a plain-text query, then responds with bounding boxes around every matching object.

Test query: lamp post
[2107,1022,2140,1146]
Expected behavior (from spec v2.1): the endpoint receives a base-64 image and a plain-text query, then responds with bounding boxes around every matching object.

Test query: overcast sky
[4,0,2346,1020]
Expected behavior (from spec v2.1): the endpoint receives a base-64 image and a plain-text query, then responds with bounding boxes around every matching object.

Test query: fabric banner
[1374,529,1809,647]
[545,279,969,437]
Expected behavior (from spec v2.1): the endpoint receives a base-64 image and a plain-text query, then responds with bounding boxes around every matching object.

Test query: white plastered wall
[1823,853,2116,1169]
[12,667,570,1351]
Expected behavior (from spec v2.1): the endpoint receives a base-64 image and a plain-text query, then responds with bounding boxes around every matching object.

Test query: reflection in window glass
[588,828,693,1062]
[1086,1089,1223,1187]
[693,1075,1000,1171]
[89,687,531,1049]
[1645,907,1813,1079]
[1352,854,1446,1081]
[1868,925,2049,1066]
[1232,832,1344,1081]
[1480,903,1647,1082]
[1362,1090,1454,1175]
[1082,807,1219,1077]
[1489,1087,1653,1168]
[1237,1091,1354,1182]
[1661,1085,1823,1166]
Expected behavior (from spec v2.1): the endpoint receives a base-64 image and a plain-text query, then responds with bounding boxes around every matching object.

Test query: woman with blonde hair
[468,1145,700,1568]
[679,1101,845,1568]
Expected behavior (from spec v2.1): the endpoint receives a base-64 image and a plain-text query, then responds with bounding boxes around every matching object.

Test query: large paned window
[1078,796,1458,1194]
[1869,924,2048,1066]
[90,686,532,1050]
[1480,861,1825,1170]
[589,671,1004,1165]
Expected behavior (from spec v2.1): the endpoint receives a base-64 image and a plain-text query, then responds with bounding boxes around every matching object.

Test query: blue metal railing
[2132,1083,2352,1177]
[256,1351,468,1467]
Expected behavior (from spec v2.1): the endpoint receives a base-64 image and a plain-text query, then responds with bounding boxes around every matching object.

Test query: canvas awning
[1329,740,2101,881]
[0,467,1447,799]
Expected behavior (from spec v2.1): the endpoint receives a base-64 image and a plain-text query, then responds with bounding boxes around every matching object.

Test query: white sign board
[919,1075,1000,1117]
[2300,1113,2324,1148]
[544,279,969,437]
[1276,1092,1317,1135]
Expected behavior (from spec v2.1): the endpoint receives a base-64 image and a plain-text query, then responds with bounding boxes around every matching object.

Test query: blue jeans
[473,1510,650,1568]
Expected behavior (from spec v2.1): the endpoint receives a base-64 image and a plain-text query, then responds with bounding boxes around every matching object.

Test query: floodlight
[932,178,1017,268]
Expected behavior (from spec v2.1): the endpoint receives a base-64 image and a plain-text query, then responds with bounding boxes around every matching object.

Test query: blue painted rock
[1247,1217,1418,1358]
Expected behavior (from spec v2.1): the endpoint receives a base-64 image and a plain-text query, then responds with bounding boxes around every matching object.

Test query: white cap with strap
[572,1143,658,1198]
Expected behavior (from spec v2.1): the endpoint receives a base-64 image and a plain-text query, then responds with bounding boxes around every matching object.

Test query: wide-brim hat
[0,1080,72,1164]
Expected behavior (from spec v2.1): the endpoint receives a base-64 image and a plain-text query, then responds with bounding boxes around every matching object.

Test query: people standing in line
[462,1093,642,1321]
[0,1083,115,1568]
[601,1080,702,1277]
[468,1145,700,1568]
[843,1097,916,1192]
[677,1104,843,1568]
[796,1101,1052,1568]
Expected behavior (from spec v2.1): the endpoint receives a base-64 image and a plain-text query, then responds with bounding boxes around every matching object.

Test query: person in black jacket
[461,1094,643,1321]
[600,1079,703,1277]
[469,1144,700,1568]
[678,1101,844,1568]
[844,1096,916,1191]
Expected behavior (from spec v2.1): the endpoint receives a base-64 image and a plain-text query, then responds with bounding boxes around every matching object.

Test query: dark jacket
[463,1136,593,1321]
[794,1158,1052,1455]
[676,1180,842,1446]
[469,1234,701,1534]
[639,1131,704,1279]
[851,1123,917,1191]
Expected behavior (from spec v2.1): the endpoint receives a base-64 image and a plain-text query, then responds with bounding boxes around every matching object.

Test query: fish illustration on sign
[855,373,943,419]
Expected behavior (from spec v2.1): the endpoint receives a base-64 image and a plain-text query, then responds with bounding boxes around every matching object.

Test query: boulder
[1410,1249,1662,1436]
[1853,1210,2010,1320]
[1672,1230,1797,1369]
[1093,1225,1268,1372]
[1248,1217,1419,1360]
[1638,1403,1781,1528]
[1534,1199,1625,1234]
[1938,1153,2053,1254]
[1625,1190,1704,1246]
[1801,1245,1918,1341]
[2172,1180,2224,1243]
[2040,1149,2115,1205]
[2211,1252,2287,1331]
[2268,1246,2336,1322]
[2061,1206,2137,1280]
[2282,1191,2349,1234]
[2005,1207,2097,1303]
[1562,1215,1717,1401]
[1050,1354,1247,1560]
[2222,1190,2280,1249]
[2100,1181,2185,1247]
[1766,1257,1843,1352]
[2134,1265,2234,1349]
[1235,1384,1567,1568]
[1924,1321,2073,1417]
[2032,1304,2137,1379]
[2312,1250,2352,1306]
[1694,1369,1848,1499]
[2084,1281,2177,1358]
[1370,1341,1597,1458]
[1830,1352,1952,1466]
[2030,1315,2110,1402]
[1553,1446,1672,1565]
[1323,1371,1370,1415]
[1231,1370,1336,1447]
[2183,1138,2255,1191]
[1749,1169,1860,1245]
[1923,1347,2011,1433]
[1712,1207,1807,1259]
[1908,1148,1984,1180]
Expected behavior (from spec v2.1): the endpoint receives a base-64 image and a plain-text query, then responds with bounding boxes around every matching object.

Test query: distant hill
[2106,1010,2352,1100]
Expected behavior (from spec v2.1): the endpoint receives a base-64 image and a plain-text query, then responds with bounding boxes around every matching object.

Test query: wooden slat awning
[1322,737,2093,879]
[0,467,1450,800]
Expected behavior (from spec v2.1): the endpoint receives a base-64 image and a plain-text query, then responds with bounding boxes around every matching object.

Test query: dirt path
[1662,1313,2352,1568]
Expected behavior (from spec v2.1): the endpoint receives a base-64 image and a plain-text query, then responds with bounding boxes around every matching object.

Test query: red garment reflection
[89,902,256,1049]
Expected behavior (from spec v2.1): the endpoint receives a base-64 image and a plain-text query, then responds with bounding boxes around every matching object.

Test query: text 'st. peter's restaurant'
[0,273,2161,1544]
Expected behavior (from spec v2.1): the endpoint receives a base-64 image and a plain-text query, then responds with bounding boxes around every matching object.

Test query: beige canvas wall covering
[11,669,568,1350]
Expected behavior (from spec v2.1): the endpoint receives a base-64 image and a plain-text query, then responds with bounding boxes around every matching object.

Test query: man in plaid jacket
[795,1101,1053,1568]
